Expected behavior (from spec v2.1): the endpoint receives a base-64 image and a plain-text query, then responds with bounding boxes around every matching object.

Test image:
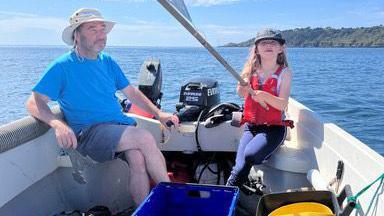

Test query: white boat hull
[0,98,383,215]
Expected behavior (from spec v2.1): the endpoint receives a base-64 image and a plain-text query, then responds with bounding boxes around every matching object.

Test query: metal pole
[157,0,246,86]
[157,0,267,109]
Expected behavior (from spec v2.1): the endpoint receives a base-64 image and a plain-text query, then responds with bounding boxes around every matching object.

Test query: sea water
[0,46,383,155]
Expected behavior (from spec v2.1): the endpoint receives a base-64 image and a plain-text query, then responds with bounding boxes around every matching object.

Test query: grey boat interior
[1,94,383,215]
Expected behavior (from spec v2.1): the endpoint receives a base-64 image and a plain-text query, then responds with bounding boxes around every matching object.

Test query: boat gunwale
[0,106,62,153]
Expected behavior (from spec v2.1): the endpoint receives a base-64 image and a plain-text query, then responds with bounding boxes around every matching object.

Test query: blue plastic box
[132,182,239,216]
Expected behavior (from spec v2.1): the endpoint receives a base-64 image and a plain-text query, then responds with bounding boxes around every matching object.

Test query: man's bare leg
[117,127,170,184]
[125,150,150,205]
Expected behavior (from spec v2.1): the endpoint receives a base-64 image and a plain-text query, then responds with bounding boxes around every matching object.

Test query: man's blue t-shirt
[33,51,136,134]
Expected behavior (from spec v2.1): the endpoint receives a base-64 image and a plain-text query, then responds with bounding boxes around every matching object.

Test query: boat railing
[0,106,62,154]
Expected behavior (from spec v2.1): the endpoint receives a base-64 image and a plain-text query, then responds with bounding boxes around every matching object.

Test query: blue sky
[0,0,383,46]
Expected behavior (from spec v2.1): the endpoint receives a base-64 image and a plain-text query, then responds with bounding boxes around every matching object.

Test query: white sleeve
[277,67,289,94]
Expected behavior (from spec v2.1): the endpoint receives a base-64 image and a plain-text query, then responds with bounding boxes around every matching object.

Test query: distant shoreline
[222,25,384,48]
[1,26,383,48]
[1,45,383,49]
[221,45,384,48]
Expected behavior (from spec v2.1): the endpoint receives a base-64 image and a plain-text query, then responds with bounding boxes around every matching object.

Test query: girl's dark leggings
[226,124,286,187]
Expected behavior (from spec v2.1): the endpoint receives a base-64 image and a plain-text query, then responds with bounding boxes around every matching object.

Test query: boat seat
[264,143,312,174]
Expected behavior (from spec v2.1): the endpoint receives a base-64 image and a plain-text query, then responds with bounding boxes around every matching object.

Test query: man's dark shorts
[76,123,135,163]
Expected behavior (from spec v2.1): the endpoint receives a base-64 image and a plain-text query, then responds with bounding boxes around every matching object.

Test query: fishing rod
[157,0,267,109]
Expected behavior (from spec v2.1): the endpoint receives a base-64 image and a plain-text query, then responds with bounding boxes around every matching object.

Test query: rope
[347,173,384,210]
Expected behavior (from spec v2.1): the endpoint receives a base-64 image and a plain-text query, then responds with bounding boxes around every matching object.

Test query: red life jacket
[242,66,286,126]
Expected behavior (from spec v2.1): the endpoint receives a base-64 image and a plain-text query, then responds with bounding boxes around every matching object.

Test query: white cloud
[109,19,199,46]
[110,20,257,46]
[99,0,239,5]
[0,16,66,33]
[188,0,240,7]
[0,11,195,46]
[0,12,68,45]
[99,0,146,2]
[190,24,257,45]
[202,24,246,35]
[0,11,37,18]
[115,21,178,32]
[0,12,255,46]
[122,17,164,26]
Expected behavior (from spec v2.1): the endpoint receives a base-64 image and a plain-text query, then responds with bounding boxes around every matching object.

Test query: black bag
[85,206,111,216]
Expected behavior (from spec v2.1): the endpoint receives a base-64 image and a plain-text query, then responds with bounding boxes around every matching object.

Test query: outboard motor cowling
[176,78,220,122]
[121,58,162,118]
[179,78,220,108]
[138,58,163,108]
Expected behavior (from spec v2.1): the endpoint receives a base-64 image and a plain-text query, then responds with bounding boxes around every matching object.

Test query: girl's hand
[251,90,265,102]
[251,90,269,110]
[237,79,249,98]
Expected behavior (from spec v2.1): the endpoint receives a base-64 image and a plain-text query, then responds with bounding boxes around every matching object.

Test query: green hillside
[224,26,384,47]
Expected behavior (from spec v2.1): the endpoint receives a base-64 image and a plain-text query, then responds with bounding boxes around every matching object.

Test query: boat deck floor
[1,153,310,216]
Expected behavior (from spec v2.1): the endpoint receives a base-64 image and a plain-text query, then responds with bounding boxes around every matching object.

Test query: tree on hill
[223,26,384,47]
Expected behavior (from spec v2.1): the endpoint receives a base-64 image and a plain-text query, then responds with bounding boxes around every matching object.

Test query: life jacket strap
[282,120,295,128]
[241,119,295,128]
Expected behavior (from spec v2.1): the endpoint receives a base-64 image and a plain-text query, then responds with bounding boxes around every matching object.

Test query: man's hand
[26,92,78,149]
[50,119,77,149]
[158,112,179,129]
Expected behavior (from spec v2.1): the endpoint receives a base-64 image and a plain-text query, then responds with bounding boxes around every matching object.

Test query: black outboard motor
[137,58,163,108]
[176,78,220,122]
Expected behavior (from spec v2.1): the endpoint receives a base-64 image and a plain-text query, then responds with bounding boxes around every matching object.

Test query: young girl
[226,29,292,188]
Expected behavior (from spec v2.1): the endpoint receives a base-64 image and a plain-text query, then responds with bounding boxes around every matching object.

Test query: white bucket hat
[62,8,115,46]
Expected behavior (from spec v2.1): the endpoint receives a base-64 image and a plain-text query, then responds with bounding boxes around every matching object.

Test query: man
[26,8,179,205]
